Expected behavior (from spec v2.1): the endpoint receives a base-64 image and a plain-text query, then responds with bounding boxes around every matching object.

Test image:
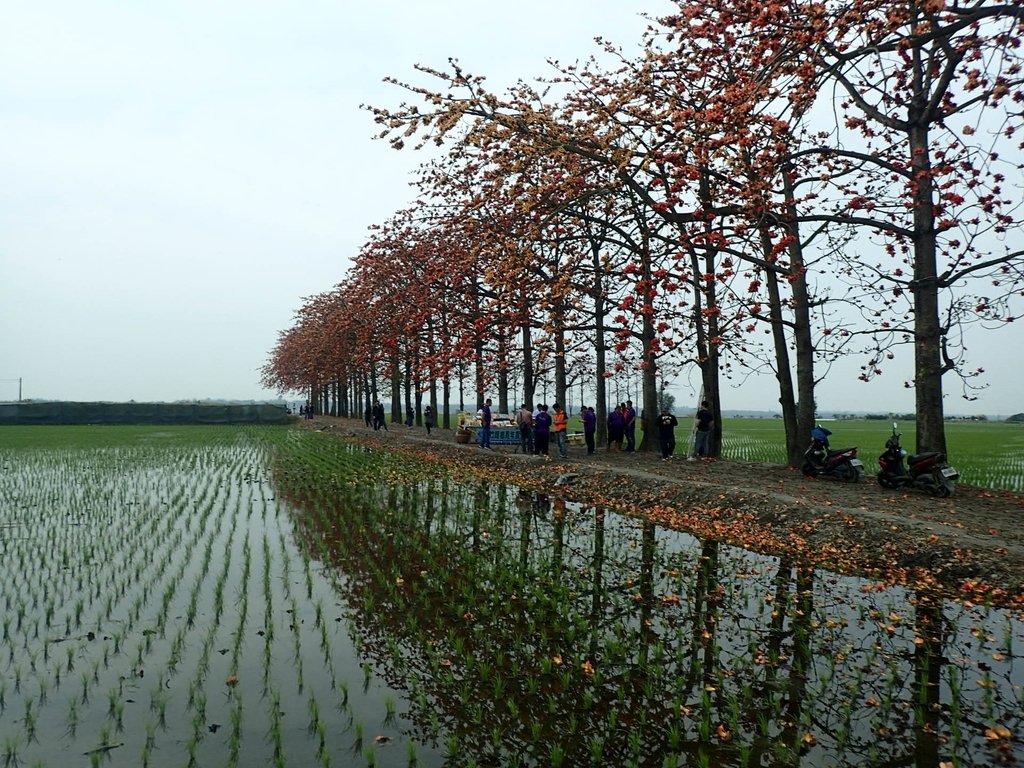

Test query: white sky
[1,1,1020,416]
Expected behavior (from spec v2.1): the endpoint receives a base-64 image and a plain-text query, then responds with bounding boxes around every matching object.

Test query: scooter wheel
[877,475,897,489]
[801,462,815,477]
[933,484,952,498]
[844,467,860,483]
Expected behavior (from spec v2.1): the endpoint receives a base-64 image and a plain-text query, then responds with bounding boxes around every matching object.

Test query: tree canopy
[265,0,1024,459]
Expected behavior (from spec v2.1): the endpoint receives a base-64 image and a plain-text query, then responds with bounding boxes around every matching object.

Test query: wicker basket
[455,429,473,444]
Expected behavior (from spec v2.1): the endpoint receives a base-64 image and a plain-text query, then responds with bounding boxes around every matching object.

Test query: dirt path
[305,416,1024,608]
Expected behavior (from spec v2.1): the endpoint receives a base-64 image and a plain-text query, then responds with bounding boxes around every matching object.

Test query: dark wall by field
[0,402,290,426]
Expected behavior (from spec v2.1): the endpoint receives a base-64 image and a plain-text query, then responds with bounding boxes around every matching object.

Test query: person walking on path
[553,403,569,460]
[693,400,714,458]
[533,404,552,456]
[480,398,493,449]
[515,403,534,454]
[624,400,637,452]
[582,406,596,455]
[607,405,625,450]
[372,399,387,431]
[364,403,373,428]
[657,407,678,460]
[405,405,415,428]
[424,405,434,435]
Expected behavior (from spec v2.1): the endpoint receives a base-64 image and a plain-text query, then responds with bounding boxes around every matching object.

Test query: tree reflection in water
[280,464,1023,767]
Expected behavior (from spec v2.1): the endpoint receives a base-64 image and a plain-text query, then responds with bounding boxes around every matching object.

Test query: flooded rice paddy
[0,425,1020,766]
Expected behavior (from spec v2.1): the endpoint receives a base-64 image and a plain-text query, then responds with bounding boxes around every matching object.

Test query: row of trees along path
[263,0,1024,463]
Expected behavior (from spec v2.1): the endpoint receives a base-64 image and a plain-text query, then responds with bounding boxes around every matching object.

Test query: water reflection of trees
[281,472,1023,767]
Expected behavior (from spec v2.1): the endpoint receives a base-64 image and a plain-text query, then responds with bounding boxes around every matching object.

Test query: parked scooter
[877,422,958,497]
[802,425,865,482]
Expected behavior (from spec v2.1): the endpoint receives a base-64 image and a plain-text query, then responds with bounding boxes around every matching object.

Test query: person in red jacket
[553,403,569,459]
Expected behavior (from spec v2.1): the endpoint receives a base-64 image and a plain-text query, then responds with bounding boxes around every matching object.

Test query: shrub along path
[304,416,1024,608]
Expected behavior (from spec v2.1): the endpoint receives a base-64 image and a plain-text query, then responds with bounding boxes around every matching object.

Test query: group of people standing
[606,400,638,452]
[655,399,714,459]
[514,402,575,459]
[361,395,714,461]
[364,401,435,434]
[407,404,435,434]
[511,399,714,461]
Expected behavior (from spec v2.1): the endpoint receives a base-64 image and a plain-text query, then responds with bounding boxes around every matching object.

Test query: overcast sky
[1,2,1020,416]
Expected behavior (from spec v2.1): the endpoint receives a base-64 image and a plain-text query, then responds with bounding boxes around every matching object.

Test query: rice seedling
[155,691,168,730]
[2,425,1022,768]
[2,737,20,768]
[21,700,37,743]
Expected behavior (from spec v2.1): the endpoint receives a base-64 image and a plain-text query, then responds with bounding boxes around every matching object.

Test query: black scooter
[801,425,865,482]
[877,422,958,497]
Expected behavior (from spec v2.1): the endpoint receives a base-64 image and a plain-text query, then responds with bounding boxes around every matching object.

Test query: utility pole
[0,378,22,402]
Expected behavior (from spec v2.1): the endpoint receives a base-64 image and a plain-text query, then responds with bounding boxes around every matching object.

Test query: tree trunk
[390,355,402,424]
[591,238,608,447]
[909,121,947,454]
[497,330,509,415]
[782,169,818,466]
[443,374,452,430]
[689,246,722,458]
[404,354,413,422]
[458,360,465,413]
[761,224,800,463]
[474,339,485,411]
[521,319,535,408]
[554,305,568,410]
[691,173,723,457]
[638,233,659,452]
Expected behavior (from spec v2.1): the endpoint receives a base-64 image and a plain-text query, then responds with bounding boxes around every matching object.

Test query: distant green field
[0,423,220,450]
[5,420,1018,491]
[719,417,1024,492]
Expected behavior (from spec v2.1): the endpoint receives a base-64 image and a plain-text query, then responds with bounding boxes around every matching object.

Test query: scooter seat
[908,451,942,464]
[827,447,856,456]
